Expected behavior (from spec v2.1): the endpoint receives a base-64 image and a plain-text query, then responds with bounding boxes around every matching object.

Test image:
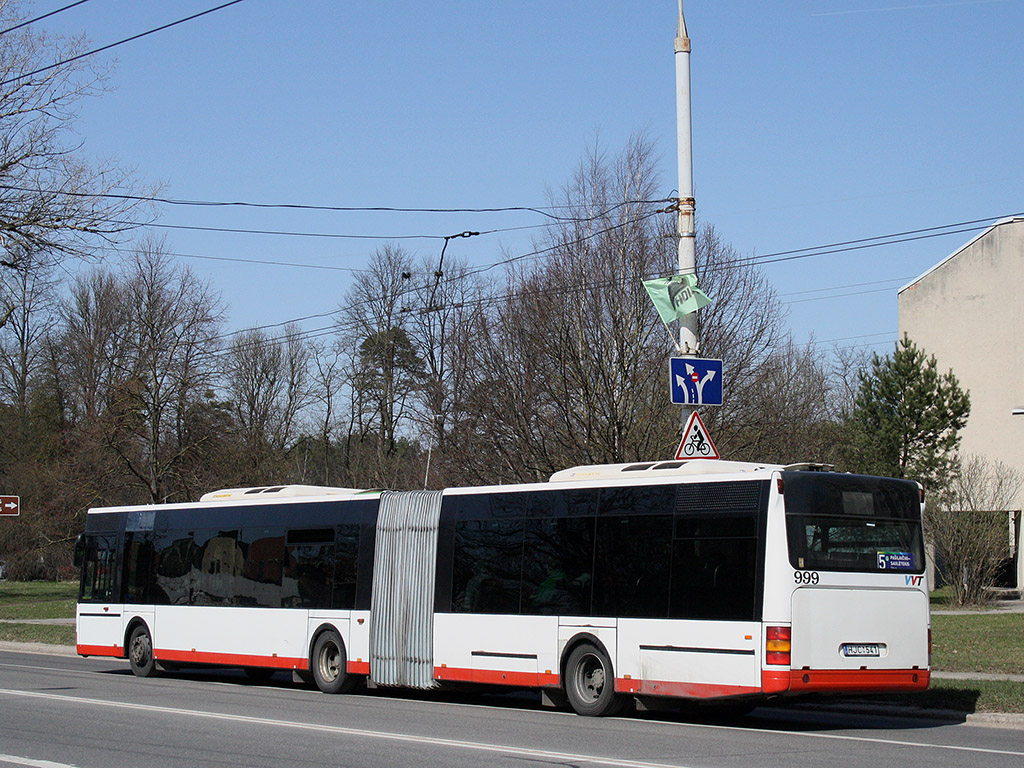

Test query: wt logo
[905,575,924,587]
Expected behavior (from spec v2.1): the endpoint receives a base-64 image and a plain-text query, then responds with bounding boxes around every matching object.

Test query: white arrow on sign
[675,364,717,405]
[3,502,15,510]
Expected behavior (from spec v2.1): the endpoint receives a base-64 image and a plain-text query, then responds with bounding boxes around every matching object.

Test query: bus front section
[762,471,930,697]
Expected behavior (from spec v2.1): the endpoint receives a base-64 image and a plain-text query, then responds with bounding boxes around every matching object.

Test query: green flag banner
[642,273,711,323]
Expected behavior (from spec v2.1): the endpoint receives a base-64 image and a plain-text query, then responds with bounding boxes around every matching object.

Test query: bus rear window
[782,473,924,574]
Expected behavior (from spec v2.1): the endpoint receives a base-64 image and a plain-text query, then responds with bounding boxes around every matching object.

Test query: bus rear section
[761,471,930,697]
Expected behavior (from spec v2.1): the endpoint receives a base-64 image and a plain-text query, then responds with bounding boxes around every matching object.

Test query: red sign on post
[0,496,20,516]
[674,412,720,461]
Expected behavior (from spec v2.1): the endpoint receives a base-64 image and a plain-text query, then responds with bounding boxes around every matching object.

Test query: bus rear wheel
[311,630,356,694]
[128,625,157,678]
[565,643,623,717]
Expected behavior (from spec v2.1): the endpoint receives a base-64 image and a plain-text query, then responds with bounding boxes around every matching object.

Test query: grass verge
[931,613,1024,675]
[0,622,75,646]
[0,581,78,604]
[0,599,76,620]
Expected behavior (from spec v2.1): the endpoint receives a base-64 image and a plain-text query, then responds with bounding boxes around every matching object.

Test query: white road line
[672,716,1024,757]
[0,688,687,768]
[0,754,80,768]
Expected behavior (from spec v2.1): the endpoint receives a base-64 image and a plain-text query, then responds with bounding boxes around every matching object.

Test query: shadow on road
[91,662,961,732]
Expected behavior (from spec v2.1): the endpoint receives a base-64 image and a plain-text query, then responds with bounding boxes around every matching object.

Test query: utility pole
[675,1,698,355]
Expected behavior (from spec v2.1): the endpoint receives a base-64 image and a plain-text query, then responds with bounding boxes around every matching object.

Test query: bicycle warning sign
[674,412,720,461]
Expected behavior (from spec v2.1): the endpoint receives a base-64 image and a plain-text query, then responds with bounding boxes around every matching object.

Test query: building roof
[898,216,1024,295]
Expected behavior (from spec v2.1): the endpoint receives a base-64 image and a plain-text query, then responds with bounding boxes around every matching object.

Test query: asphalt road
[0,650,1022,768]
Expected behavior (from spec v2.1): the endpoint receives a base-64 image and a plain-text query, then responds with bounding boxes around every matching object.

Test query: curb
[789,701,1024,730]
[0,640,78,657]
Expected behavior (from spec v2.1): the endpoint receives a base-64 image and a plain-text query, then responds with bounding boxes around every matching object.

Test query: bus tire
[127,625,157,678]
[564,643,623,717]
[311,630,355,694]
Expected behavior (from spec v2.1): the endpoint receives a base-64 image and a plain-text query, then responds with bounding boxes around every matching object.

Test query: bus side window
[122,533,154,604]
[670,515,759,621]
[332,524,360,610]
[521,517,594,616]
[451,518,524,614]
[80,535,117,603]
[237,527,285,608]
[283,528,335,609]
[593,514,672,618]
[154,529,195,606]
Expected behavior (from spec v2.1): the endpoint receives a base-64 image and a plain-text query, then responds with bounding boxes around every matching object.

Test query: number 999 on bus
[794,570,819,585]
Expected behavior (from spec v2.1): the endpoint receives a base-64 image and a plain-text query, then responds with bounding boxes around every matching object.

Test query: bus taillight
[766,626,791,665]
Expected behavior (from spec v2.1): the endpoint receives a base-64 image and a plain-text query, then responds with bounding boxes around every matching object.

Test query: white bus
[75,459,930,716]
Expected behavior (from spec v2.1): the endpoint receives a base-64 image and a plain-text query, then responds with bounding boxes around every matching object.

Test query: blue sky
[34,0,1024,356]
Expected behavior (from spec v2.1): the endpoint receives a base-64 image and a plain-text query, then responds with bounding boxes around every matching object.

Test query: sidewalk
[0,618,74,625]
[932,597,1024,616]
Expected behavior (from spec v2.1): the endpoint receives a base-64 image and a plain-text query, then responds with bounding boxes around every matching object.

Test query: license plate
[843,643,880,657]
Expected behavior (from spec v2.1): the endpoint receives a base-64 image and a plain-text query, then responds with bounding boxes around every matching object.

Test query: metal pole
[675,1,698,355]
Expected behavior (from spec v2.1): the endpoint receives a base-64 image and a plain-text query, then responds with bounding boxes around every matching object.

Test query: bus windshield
[782,473,924,574]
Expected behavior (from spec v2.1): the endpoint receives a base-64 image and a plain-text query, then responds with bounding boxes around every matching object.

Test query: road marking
[0,688,687,768]
[0,754,80,768]
[672,716,1024,757]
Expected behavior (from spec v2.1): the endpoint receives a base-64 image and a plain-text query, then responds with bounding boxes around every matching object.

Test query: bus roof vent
[199,485,364,502]
[782,463,835,472]
[549,459,780,482]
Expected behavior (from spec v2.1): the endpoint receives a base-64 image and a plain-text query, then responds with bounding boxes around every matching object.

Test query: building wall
[898,218,1024,590]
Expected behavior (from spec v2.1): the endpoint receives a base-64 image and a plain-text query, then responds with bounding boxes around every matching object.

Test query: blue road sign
[669,357,723,406]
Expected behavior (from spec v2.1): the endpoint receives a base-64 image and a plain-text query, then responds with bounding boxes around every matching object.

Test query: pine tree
[845,335,970,489]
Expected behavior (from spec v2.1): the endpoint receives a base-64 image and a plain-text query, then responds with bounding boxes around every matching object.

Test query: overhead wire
[0,0,94,36]
[203,211,996,350]
[0,0,251,87]
[0,183,673,221]
[81,195,1022,352]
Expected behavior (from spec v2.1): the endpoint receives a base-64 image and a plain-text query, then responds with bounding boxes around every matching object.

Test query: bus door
[76,532,124,654]
[655,507,764,696]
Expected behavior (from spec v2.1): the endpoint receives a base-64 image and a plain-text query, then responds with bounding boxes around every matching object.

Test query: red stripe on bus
[760,669,791,693]
[784,668,929,693]
[433,666,560,688]
[76,644,124,658]
[614,677,761,698]
[155,648,309,671]
[348,660,370,675]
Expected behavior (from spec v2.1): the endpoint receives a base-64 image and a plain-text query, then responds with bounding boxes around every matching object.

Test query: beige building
[898,216,1024,590]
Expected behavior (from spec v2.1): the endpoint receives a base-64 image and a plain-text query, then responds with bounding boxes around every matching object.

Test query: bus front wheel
[127,625,157,678]
[311,630,356,694]
[564,643,623,717]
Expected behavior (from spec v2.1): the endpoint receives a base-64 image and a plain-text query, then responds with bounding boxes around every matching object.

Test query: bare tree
[928,454,1023,606]
[110,241,225,502]
[456,135,679,482]
[722,337,836,464]
[454,135,795,482]
[337,244,424,487]
[694,225,790,457]
[404,253,488,488]
[0,247,57,415]
[0,0,151,270]
[224,324,310,479]
[57,268,133,423]
[302,338,345,485]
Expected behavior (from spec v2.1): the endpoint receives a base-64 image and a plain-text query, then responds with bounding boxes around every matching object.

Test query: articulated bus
[75,459,930,716]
